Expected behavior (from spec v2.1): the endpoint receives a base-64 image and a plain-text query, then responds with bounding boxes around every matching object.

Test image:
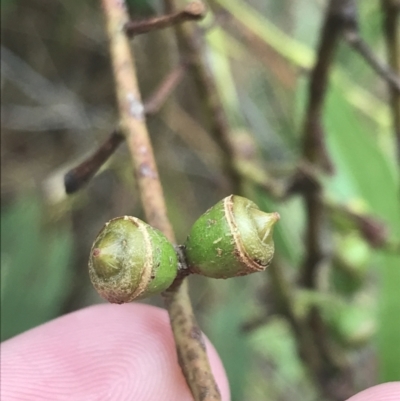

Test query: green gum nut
[184,195,279,278]
[88,216,178,304]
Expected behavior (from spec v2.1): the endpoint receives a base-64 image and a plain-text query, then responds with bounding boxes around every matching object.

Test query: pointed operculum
[91,241,123,279]
[250,208,280,244]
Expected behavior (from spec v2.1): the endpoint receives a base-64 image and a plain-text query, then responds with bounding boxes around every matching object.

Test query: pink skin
[1,303,399,401]
[346,382,400,401]
[1,304,229,401]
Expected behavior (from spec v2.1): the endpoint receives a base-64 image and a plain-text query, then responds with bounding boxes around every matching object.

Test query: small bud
[184,195,279,278]
[89,216,178,303]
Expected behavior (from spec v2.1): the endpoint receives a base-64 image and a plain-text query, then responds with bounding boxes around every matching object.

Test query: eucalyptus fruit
[184,195,279,278]
[88,196,279,302]
[89,216,178,304]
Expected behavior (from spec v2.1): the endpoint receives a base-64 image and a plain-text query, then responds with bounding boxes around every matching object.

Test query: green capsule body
[89,216,178,303]
[184,195,279,278]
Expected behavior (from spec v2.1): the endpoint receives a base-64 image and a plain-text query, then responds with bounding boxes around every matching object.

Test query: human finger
[1,303,230,401]
[346,382,400,401]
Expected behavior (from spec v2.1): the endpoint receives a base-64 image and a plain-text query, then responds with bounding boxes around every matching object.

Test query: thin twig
[144,62,187,115]
[342,1,400,94]
[163,252,220,399]
[300,0,351,287]
[164,0,241,194]
[100,1,220,400]
[125,1,205,37]
[64,130,124,194]
[298,1,354,396]
[344,31,400,93]
[380,0,400,163]
[207,3,296,89]
[266,260,337,387]
[64,64,186,193]
[241,167,393,251]
[229,129,393,251]
[326,200,390,248]
[301,0,349,173]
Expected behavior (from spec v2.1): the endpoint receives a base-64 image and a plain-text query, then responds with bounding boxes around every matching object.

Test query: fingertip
[346,382,400,401]
[2,303,230,401]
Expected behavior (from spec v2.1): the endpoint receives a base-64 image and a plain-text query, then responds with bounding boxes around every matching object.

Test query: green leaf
[206,279,253,401]
[325,86,400,381]
[1,195,73,341]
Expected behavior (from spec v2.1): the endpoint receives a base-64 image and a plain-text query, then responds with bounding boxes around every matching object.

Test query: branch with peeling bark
[98,1,220,400]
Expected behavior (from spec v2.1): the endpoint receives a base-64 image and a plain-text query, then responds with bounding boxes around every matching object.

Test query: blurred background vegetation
[1,0,399,400]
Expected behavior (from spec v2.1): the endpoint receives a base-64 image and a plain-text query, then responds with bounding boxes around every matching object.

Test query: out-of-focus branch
[208,3,297,89]
[231,131,392,251]
[380,0,400,163]
[64,130,124,194]
[325,201,389,248]
[266,260,340,389]
[64,63,186,193]
[125,1,205,37]
[344,31,400,93]
[100,1,220,400]
[298,14,349,378]
[301,0,349,173]
[164,0,241,193]
[300,0,351,289]
[342,1,400,94]
[275,1,359,388]
[144,62,187,115]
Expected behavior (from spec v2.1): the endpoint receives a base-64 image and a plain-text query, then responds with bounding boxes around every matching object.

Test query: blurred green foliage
[1,195,73,341]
